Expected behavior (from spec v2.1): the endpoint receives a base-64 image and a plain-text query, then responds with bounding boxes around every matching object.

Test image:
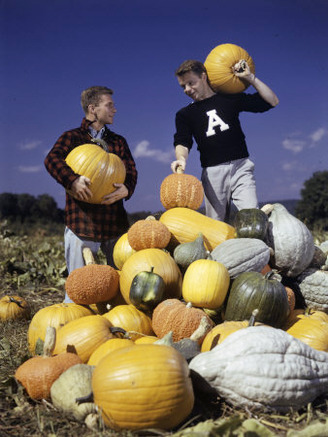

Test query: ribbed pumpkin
[263,203,315,277]
[127,216,171,251]
[201,320,251,352]
[224,271,290,328]
[52,315,118,363]
[102,304,154,340]
[182,259,230,309]
[234,208,269,240]
[0,295,30,321]
[159,207,235,251]
[160,167,204,210]
[65,144,126,204]
[88,338,135,366]
[211,237,271,279]
[204,43,255,94]
[286,317,328,352]
[285,308,328,329]
[152,299,213,342]
[113,233,136,270]
[28,303,94,355]
[119,248,182,304]
[92,344,194,430]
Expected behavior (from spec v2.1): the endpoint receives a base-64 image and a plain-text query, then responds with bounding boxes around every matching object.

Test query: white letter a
[206,110,229,137]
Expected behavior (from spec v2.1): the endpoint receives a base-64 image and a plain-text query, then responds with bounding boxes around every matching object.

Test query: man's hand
[171,159,186,173]
[232,60,255,83]
[101,183,128,205]
[68,176,92,201]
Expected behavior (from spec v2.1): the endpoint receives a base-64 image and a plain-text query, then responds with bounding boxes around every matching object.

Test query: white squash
[263,203,315,277]
[211,238,270,279]
[189,326,328,412]
[295,268,328,313]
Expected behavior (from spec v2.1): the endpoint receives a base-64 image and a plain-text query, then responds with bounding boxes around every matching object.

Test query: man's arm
[171,145,189,173]
[233,60,279,107]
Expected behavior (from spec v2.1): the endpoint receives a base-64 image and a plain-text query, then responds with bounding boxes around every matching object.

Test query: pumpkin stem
[154,331,174,346]
[176,165,184,174]
[145,215,156,221]
[110,326,129,338]
[82,247,96,266]
[190,316,212,342]
[43,326,56,357]
[186,302,193,309]
[261,204,274,215]
[248,309,259,327]
[9,296,24,308]
[76,391,94,405]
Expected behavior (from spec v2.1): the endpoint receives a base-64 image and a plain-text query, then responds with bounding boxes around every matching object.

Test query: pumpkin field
[1,195,328,436]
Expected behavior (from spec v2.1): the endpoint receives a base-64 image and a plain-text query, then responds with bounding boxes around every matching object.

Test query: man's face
[177,71,209,101]
[92,94,116,125]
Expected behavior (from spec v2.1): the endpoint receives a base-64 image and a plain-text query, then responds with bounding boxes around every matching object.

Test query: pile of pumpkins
[11,169,328,433]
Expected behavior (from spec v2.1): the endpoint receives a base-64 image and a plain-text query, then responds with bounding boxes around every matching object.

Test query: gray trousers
[201,158,258,224]
[63,227,118,303]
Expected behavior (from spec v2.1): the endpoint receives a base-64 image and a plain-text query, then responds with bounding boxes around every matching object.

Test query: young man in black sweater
[171,59,279,223]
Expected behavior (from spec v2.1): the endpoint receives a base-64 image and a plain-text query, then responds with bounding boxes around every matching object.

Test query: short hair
[80,86,113,114]
[175,60,207,78]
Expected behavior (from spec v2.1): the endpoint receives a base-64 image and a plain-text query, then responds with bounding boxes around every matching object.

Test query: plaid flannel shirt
[44,118,138,241]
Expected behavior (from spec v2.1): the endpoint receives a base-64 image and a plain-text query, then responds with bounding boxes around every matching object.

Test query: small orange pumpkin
[127,216,171,251]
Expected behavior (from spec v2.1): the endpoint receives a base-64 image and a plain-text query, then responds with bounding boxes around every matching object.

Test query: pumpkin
[50,363,97,422]
[204,43,255,94]
[189,325,328,412]
[152,299,214,342]
[286,308,328,328]
[129,267,165,311]
[92,344,194,430]
[88,338,135,366]
[15,327,82,400]
[65,143,126,204]
[173,233,208,273]
[262,203,315,277]
[224,271,290,328]
[0,295,30,321]
[127,216,171,250]
[65,263,119,305]
[233,208,269,240]
[102,304,154,340]
[294,268,328,313]
[113,232,136,270]
[160,166,204,210]
[134,335,158,344]
[28,303,94,355]
[211,237,271,279]
[182,259,230,309]
[286,317,328,352]
[119,248,182,304]
[159,207,235,251]
[52,315,119,363]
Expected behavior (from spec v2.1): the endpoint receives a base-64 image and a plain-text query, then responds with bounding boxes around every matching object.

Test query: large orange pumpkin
[65,144,126,204]
[204,43,255,94]
[92,344,194,430]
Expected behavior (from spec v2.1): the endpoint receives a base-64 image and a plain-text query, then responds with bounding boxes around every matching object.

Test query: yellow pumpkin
[204,43,255,94]
[0,295,30,322]
[102,304,154,340]
[159,207,235,251]
[28,303,94,355]
[286,317,328,352]
[52,315,117,363]
[92,344,194,430]
[201,320,250,352]
[88,338,135,366]
[65,144,126,204]
[113,232,136,269]
[119,248,182,304]
[182,259,230,309]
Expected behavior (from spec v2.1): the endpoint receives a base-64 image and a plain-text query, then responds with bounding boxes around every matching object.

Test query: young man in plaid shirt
[45,86,138,302]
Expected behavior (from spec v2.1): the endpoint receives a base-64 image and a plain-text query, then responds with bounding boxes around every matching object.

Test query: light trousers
[201,158,258,224]
[63,227,118,303]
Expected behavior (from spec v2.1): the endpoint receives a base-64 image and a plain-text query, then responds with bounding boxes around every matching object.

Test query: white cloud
[133,140,174,164]
[18,165,43,173]
[282,126,327,153]
[19,140,42,151]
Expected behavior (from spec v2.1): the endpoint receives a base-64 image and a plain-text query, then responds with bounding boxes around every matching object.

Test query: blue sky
[1,0,327,213]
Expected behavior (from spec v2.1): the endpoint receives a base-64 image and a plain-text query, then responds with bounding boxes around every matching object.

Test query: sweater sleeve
[173,108,194,149]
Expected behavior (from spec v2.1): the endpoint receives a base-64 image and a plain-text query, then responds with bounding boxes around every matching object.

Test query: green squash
[224,271,290,328]
[234,208,269,240]
[173,233,208,272]
[129,267,165,312]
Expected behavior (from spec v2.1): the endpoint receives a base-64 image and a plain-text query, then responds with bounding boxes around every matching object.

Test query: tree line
[1,171,328,232]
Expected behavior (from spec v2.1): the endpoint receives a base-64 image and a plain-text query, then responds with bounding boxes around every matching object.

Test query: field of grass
[1,220,328,437]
